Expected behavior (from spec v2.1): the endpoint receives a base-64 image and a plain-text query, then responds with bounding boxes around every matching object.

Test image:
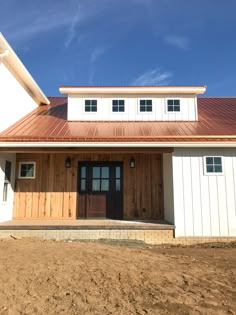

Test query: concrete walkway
[0,219,174,230]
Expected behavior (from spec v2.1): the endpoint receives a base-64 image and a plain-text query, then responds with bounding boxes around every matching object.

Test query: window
[3,160,11,202]
[92,166,109,192]
[19,162,36,179]
[85,100,97,112]
[204,157,223,175]
[167,99,180,112]
[139,100,152,112]
[112,100,125,112]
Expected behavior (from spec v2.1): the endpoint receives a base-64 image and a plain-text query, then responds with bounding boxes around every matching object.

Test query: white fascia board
[0,33,50,105]
[59,86,207,95]
[0,141,236,148]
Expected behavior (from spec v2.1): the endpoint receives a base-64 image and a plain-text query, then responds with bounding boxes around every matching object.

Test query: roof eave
[0,33,50,106]
[59,86,207,95]
[0,141,235,148]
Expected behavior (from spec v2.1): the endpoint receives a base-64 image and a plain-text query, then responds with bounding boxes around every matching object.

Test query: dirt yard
[0,239,235,315]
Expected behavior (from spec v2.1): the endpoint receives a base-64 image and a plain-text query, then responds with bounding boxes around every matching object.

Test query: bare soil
[0,239,235,315]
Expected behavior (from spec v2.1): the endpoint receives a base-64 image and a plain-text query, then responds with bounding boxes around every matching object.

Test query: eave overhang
[0,141,236,148]
[59,86,207,95]
[0,33,50,105]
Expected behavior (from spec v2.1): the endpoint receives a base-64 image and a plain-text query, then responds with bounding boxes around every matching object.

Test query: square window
[205,156,223,175]
[167,99,181,112]
[139,100,152,112]
[85,100,97,112]
[112,100,125,112]
[19,162,36,179]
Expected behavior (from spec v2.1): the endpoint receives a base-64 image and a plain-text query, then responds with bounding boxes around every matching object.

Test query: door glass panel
[92,179,100,191]
[101,167,109,179]
[93,167,100,178]
[101,179,109,191]
[116,179,121,191]
[116,167,120,178]
[80,179,86,192]
[81,166,86,178]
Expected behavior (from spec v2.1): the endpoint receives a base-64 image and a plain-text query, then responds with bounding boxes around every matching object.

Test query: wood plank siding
[13,152,163,220]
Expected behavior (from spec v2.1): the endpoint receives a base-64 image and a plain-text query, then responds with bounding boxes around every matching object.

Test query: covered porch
[0,147,174,225]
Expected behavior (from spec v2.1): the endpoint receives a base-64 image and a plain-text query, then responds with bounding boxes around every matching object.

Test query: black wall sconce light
[65,157,71,168]
[130,158,135,168]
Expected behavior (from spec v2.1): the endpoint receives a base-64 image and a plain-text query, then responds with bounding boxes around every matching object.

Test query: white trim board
[1,142,236,148]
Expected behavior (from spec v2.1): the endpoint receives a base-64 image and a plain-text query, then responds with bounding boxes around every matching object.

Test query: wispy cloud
[131,68,173,86]
[165,35,190,50]
[89,46,107,84]
[91,46,106,63]
[65,4,81,48]
[0,0,110,49]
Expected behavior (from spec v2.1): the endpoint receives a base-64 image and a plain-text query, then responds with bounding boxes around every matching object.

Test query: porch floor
[0,219,174,230]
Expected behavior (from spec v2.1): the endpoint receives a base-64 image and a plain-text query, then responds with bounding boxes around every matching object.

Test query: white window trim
[137,98,153,114]
[111,98,125,114]
[18,161,36,179]
[203,156,224,176]
[83,98,98,114]
[2,160,12,204]
[165,98,182,114]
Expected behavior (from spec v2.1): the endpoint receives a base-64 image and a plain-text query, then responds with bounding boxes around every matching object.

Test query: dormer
[59,86,206,121]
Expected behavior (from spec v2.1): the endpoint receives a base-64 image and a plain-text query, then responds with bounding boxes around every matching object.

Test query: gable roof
[0,97,236,146]
[0,33,49,105]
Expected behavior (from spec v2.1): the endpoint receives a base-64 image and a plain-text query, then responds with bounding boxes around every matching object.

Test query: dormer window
[167,99,180,112]
[112,100,125,112]
[139,100,152,112]
[85,100,97,112]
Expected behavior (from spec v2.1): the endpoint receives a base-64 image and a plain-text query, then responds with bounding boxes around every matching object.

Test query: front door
[78,162,123,219]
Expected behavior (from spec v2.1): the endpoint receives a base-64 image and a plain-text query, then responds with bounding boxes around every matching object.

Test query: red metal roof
[0,97,236,143]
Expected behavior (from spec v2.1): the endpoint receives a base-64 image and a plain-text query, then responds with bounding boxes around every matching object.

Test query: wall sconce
[130,158,135,168]
[65,157,71,168]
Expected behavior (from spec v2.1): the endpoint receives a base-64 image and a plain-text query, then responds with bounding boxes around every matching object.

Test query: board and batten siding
[67,94,198,121]
[172,148,236,237]
[0,154,16,222]
[0,62,38,132]
[13,152,163,220]
[163,153,174,224]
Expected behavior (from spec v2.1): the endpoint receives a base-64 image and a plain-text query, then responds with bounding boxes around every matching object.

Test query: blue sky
[1,0,236,96]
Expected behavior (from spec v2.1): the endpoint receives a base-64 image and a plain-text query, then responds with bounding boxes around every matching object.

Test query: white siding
[0,154,16,222]
[67,94,198,121]
[163,153,174,224]
[0,62,38,132]
[172,148,236,237]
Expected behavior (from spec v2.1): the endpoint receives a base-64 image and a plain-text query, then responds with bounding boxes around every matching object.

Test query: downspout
[0,49,9,58]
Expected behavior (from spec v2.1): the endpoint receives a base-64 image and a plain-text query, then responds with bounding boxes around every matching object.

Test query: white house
[0,33,235,239]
